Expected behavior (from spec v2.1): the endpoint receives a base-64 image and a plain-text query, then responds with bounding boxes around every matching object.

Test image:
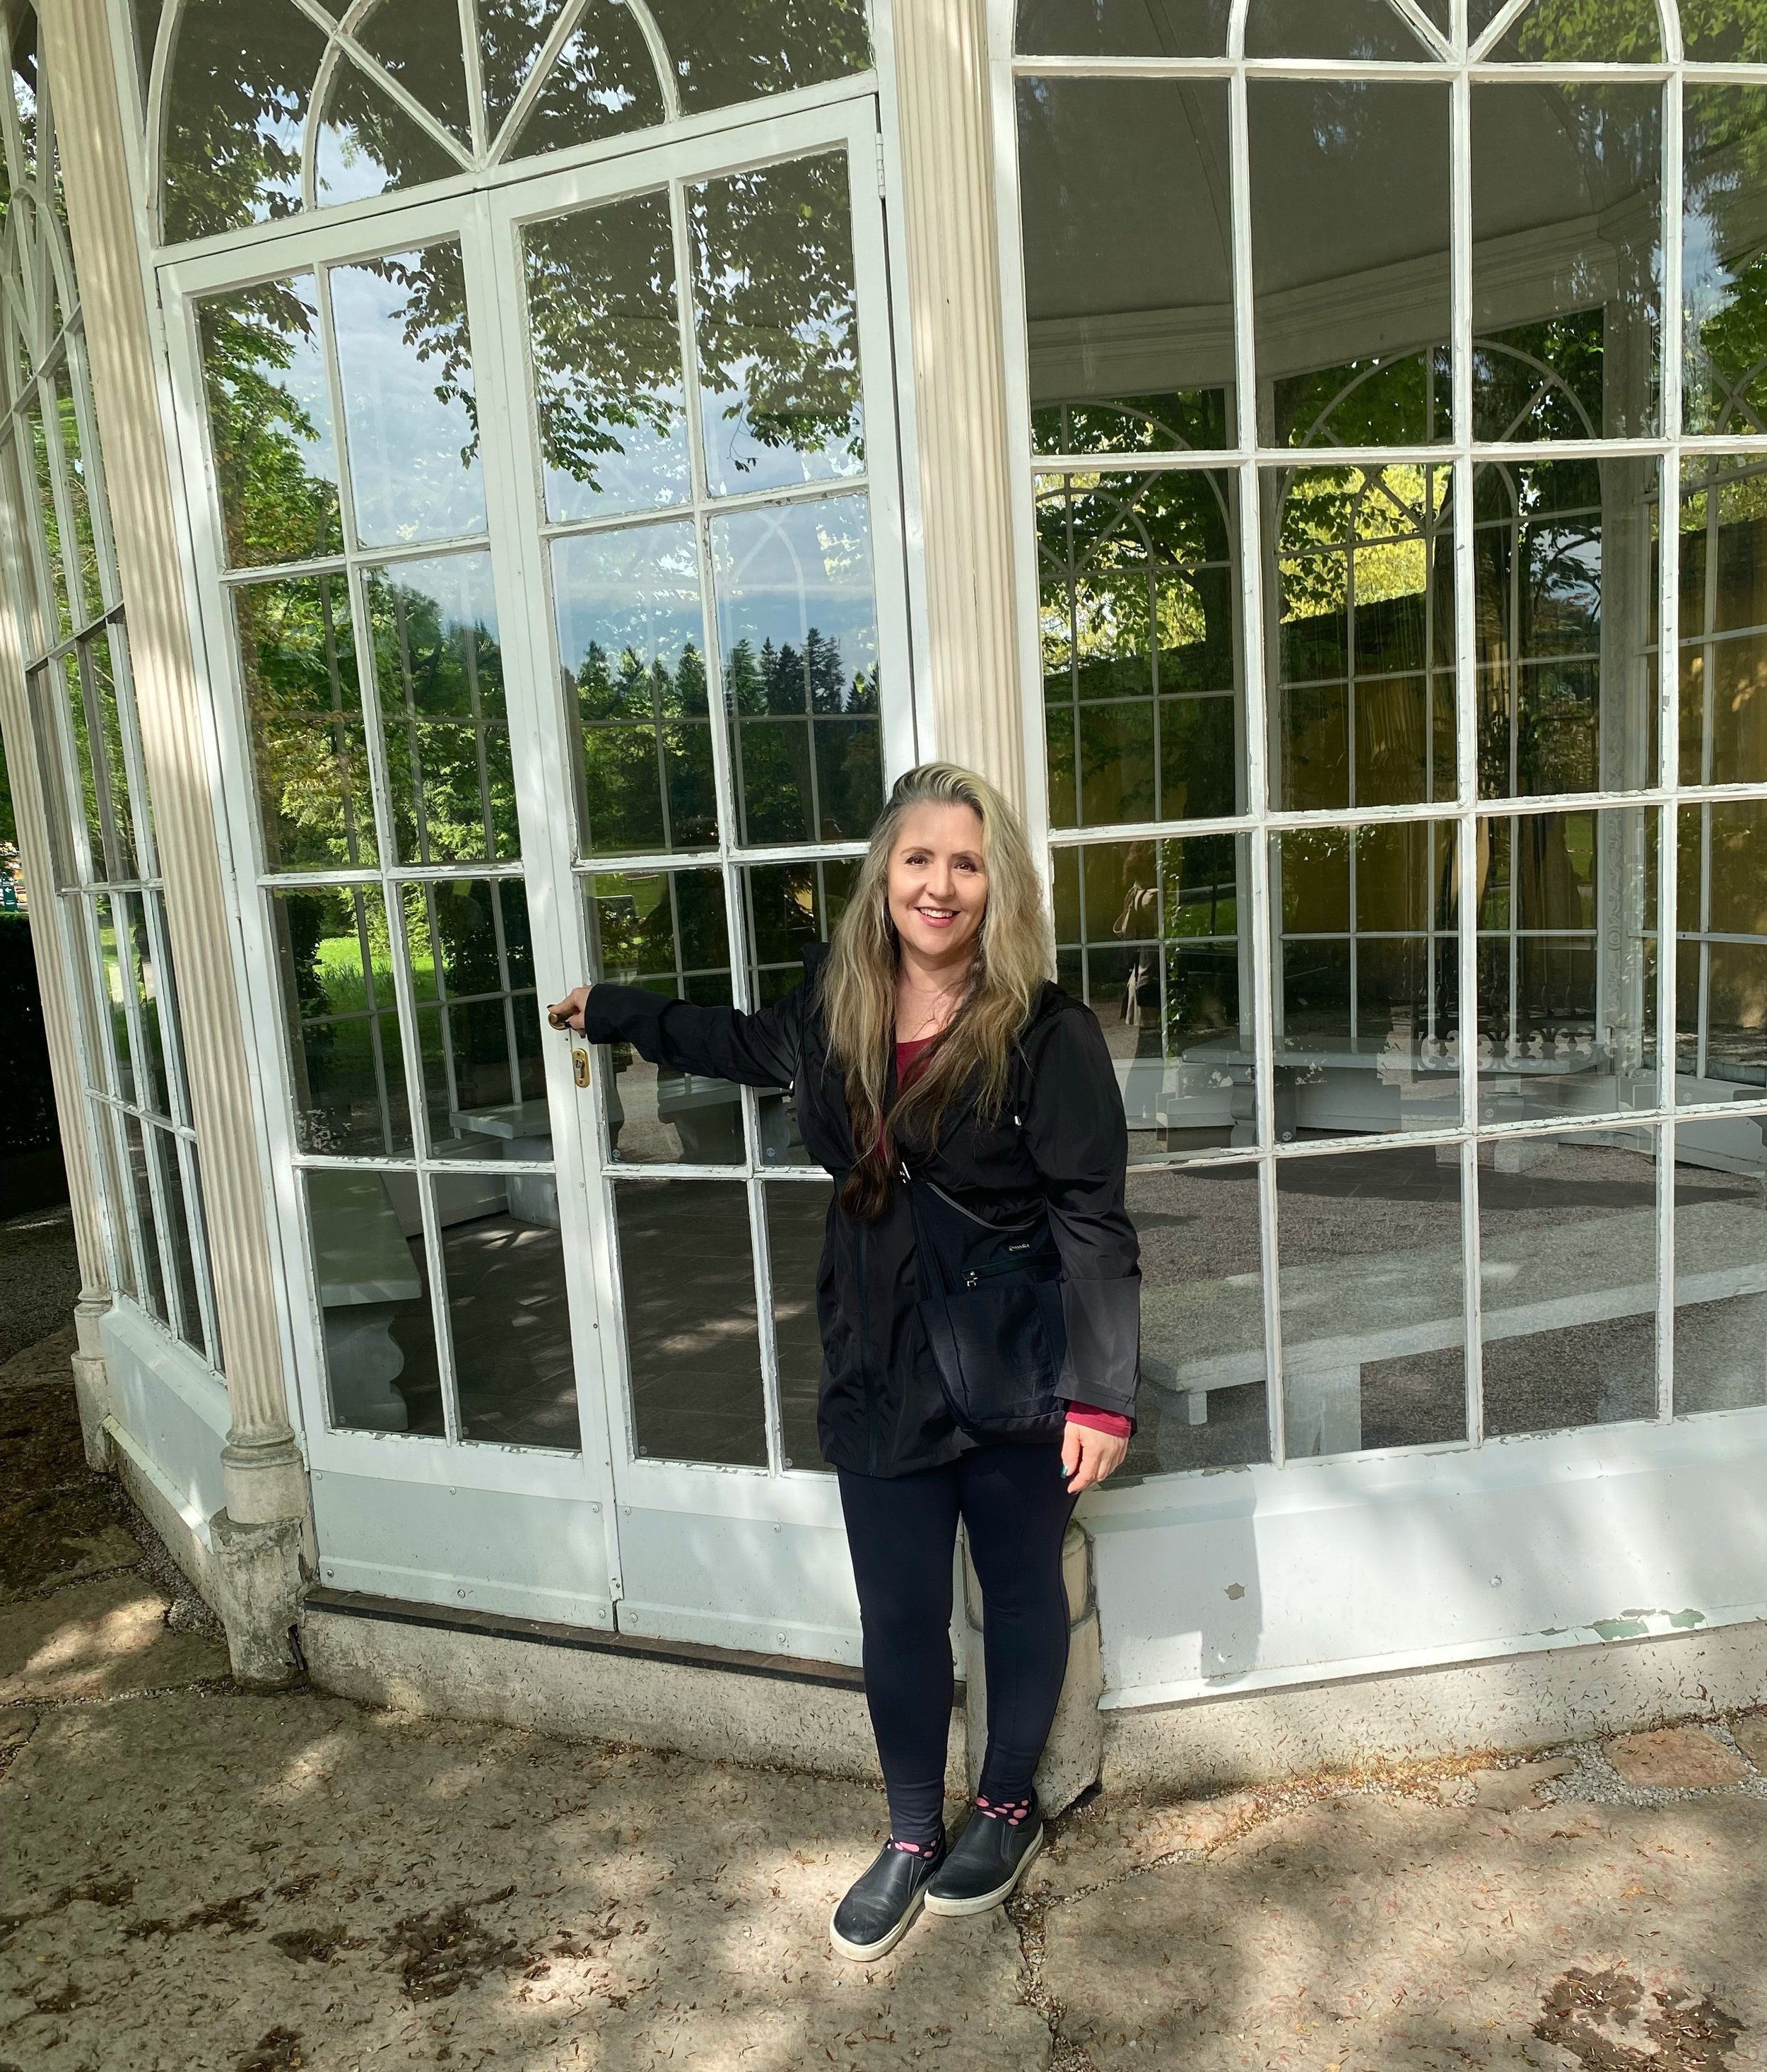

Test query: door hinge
[874,134,887,198]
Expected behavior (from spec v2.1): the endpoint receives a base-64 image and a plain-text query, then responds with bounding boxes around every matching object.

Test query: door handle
[572,1046,591,1089]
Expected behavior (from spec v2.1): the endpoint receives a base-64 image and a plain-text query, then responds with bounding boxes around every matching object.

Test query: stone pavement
[2,1313,1765,2071]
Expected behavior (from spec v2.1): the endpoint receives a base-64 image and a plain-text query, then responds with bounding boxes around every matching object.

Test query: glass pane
[91,1106,136,1302]
[1279,1147,1466,1459]
[1040,471,1240,830]
[52,368,103,626]
[689,154,863,498]
[83,632,143,883]
[198,276,344,570]
[1683,8,1767,62]
[1055,835,1259,1159]
[403,878,543,1158]
[1250,81,1450,447]
[712,495,882,846]
[91,895,136,1103]
[646,0,870,114]
[131,0,163,114]
[431,1171,579,1449]
[1472,85,1662,442]
[1130,1163,1268,1476]
[160,0,326,242]
[315,57,462,208]
[356,0,471,143]
[365,553,515,864]
[115,888,168,1119]
[25,401,70,640]
[271,885,413,1158]
[1479,1130,1659,1439]
[1489,0,1661,60]
[1474,459,1659,800]
[329,243,486,548]
[123,1113,168,1324]
[524,191,690,522]
[1245,0,1432,58]
[1685,87,1767,437]
[1674,1155,1767,1418]
[479,0,568,141]
[1676,799,1767,1102]
[307,1167,444,1437]
[1017,79,1233,455]
[585,867,740,1165]
[765,1178,831,1469]
[553,520,715,856]
[506,3,662,160]
[25,666,78,893]
[236,572,377,871]
[160,1135,211,1362]
[1016,0,1230,56]
[1274,820,1462,1140]
[614,1179,765,1466]
[1677,457,1767,788]
[1476,806,1656,1124]
[1269,464,1455,812]
[141,892,189,1125]
[745,858,859,1166]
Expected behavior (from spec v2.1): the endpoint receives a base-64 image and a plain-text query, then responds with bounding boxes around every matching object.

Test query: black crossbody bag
[900,1159,1069,1442]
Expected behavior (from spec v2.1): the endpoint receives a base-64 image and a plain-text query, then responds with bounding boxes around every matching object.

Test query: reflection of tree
[574,640,716,850]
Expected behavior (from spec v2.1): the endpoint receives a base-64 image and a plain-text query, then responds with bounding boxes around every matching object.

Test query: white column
[40,0,309,1675]
[888,0,1027,807]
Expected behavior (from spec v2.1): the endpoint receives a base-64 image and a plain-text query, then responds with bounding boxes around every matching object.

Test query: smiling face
[886,800,989,970]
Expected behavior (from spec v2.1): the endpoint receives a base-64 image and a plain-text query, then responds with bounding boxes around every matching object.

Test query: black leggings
[838,1442,1077,1845]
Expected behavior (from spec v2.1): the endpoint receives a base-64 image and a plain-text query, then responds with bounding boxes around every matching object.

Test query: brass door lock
[571,1046,591,1089]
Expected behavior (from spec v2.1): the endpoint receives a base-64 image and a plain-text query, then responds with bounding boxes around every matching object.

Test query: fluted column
[889,0,1026,808]
[39,0,307,1546]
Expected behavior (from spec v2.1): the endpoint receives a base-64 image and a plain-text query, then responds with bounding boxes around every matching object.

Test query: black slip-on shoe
[828,1837,946,1961]
[923,1800,1043,1917]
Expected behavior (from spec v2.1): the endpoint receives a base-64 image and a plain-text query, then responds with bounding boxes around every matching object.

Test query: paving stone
[0,1484,140,1603]
[0,1574,228,1703]
[1040,1791,1766,2070]
[0,1324,77,1393]
[1470,1757,1575,1810]
[1028,1790,1265,1900]
[1730,1712,1767,1771]
[1604,1725,1750,1790]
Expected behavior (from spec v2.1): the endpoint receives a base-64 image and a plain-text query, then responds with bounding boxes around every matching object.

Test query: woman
[549,763,1137,1960]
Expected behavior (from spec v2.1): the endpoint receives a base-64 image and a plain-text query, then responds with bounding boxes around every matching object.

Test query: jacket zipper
[903,1161,1042,1235]
[857,1219,876,1475]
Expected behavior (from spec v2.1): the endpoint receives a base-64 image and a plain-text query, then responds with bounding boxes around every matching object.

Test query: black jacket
[582,945,1139,1478]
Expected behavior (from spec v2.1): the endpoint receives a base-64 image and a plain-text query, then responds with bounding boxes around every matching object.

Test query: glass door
[485,100,911,1659]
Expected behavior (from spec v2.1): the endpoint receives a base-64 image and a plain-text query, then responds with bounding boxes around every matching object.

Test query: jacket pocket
[918,1281,1068,1439]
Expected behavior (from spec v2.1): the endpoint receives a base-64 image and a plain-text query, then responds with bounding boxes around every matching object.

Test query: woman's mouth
[915,906,958,926]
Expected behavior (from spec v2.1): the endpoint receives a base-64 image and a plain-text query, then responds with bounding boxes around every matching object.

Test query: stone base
[209,1510,306,1688]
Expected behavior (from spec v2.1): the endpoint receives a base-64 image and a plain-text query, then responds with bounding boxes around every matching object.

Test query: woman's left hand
[1061,1420,1128,1493]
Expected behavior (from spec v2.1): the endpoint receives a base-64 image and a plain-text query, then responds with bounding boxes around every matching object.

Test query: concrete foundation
[209,1509,305,1688]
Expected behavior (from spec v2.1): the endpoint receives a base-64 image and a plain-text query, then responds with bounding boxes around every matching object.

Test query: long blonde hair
[821,763,1052,1220]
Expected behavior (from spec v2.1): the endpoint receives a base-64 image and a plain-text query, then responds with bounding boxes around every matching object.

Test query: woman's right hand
[546,984,593,1033]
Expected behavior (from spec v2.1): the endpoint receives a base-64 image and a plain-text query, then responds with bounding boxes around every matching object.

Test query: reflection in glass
[1055,835,1256,1158]
[271,885,412,1158]
[1684,88,1767,437]
[1479,1131,1658,1438]
[524,191,689,521]
[123,1113,168,1324]
[1472,85,1662,442]
[746,858,857,1165]
[141,890,188,1124]
[1128,1163,1267,1476]
[93,1108,136,1303]
[430,1172,579,1450]
[479,0,571,140]
[52,369,103,626]
[1678,457,1767,788]
[614,1179,765,1466]
[1676,799,1767,1102]
[586,868,740,1165]
[117,890,167,1119]
[1250,81,1450,448]
[1474,459,1658,799]
[1674,1160,1767,1418]
[23,404,70,642]
[329,243,485,548]
[1682,7,1767,62]
[1278,1148,1466,1459]
[356,0,471,141]
[1477,807,1655,1124]
[404,878,540,1156]
[198,275,343,569]
[1487,0,1660,61]
[1245,0,1433,59]
[1016,78,1231,454]
[158,1132,209,1360]
[1274,820,1460,1139]
[236,573,376,871]
[367,553,515,864]
[505,3,662,159]
[1039,471,1238,830]
[647,0,871,114]
[712,495,882,845]
[765,1179,831,1468]
[92,895,136,1105]
[307,1166,442,1437]
[315,57,461,208]
[69,635,140,882]
[689,154,863,497]
[160,0,327,242]
[1016,0,1230,56]
[554,521,715,855]
[1269,464,1454,812]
